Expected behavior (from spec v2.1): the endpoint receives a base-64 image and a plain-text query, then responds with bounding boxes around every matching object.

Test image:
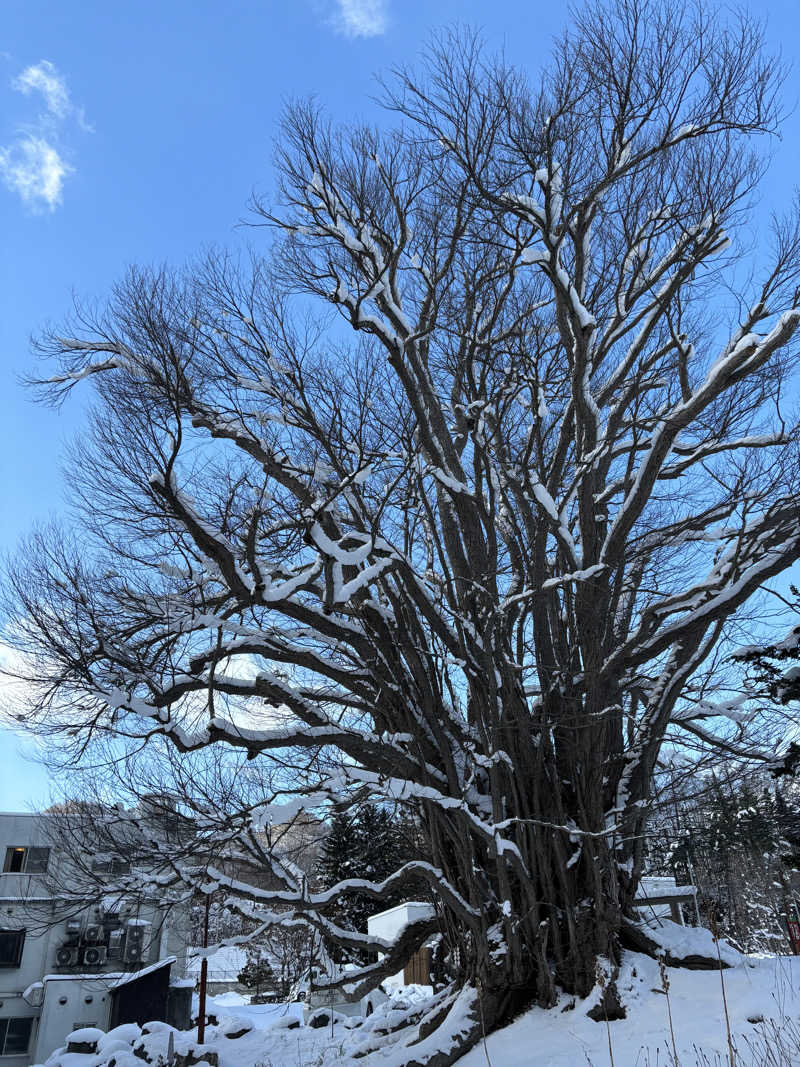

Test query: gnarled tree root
[359,986,484,1067]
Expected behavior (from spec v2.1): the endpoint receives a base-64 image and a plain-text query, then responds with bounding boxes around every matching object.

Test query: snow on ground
[460,951,800,1067]
[205,990,250,1008]
[35,947,800,1067]
[632,916,744,968]
[204,991,307,1032]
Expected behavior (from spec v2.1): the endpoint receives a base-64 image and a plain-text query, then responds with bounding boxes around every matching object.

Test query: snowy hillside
[36,950,800,1067]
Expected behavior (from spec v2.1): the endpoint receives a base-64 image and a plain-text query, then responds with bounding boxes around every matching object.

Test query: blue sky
[1,0,800,809]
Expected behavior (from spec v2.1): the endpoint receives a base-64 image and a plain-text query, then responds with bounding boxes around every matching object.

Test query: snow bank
[66,1027,104,1044]
[208,990,250,1007]
[34,955,800,1067]
[460,952,800,1067]
[633,917,743,968]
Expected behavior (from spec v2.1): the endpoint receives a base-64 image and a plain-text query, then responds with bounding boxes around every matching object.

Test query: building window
[91,856,131,876]
[0,929,25,968]
[2,846,50,874]
[0,1016,33,1055]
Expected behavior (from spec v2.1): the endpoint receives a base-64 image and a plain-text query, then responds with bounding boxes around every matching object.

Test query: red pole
[197,894,210,1043]
[787,919,800,955]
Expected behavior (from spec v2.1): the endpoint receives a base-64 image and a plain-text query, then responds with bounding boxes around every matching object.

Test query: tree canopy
[6,1,800,1061]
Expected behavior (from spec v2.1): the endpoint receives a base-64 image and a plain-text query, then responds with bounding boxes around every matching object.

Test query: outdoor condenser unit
[122,920,150,963]
[55,945,80,967]
[82,945,108,966]
[108,929,125,958]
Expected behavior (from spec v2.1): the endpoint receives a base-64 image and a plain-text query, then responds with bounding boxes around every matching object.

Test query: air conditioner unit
[123,940,144,963]
[123,920,150,964]
[56,945,80,967]
[108,929,125,958]
[83,924,103,943]
[65,920,81,936]
[82,945,107,967]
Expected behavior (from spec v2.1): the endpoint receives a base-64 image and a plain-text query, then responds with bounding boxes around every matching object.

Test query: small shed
[32,957,180,1063]
[108,958,174,1029]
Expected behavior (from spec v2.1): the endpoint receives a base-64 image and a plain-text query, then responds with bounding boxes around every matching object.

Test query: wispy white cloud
[0,135,73,212]
[332,0,389,38]
[1,58,89,212]
[0,639,38,727]
[13,59,71,119]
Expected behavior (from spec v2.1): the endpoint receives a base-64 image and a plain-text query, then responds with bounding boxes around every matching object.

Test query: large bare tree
[6,2,800,1061]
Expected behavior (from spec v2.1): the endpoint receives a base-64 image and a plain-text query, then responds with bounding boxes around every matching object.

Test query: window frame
[90,856,131,876]
[0,1016,34,1056]
[2,848,25,874]
[0,929,26,968]
[2,846,50,875]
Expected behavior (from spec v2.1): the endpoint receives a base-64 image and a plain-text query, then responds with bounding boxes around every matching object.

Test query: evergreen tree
[356,805,412,889]
[648,764,800,952]
[775,786,800,866]
[314,810,366,947]
[735,585,800,776]
[237,944,277,999]
[315,811,362,887]
[315,803,425,961]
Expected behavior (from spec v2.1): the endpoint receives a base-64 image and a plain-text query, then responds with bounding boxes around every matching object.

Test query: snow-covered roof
[110,956,176,989]
[186,945,247,980]
[636,876,696,901]
[41,956,176,987]
[367,901,434,921]
[367,901,436,942]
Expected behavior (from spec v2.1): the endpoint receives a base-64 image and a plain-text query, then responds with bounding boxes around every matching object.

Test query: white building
[0,811,191,1066]
[366,901,435,992]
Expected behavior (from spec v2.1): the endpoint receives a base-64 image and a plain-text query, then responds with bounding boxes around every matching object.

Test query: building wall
[0,812,190,1066]
[32,975,114,1064]
[0,813,58,1066]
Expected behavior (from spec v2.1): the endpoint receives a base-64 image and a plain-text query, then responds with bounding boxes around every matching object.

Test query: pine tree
[315,811,361,889]
[356,805,406,890]
[315,804,425,961]
[315,810,370,959]
[650,765,799,952]
[237,944,277,1000]
[775,786,800,866]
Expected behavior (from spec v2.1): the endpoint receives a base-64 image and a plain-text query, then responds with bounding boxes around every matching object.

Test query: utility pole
[197,894,211,1043]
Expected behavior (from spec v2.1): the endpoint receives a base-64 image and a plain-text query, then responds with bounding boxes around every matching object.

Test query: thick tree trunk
[427,691,635,1018]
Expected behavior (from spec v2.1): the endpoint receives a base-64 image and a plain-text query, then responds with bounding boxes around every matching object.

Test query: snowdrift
[34,950,800,1067]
